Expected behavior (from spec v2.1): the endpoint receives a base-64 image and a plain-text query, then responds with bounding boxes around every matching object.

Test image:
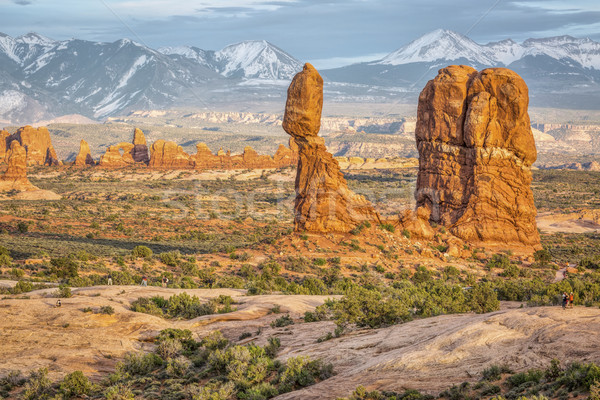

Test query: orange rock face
[283,63,380,233]
[131,128,149,163]
[415,65,539,246]
[149,140,192,169]
[99,143,135,168]
[0,130,10,162]
[8,126,58,166]
[192,141,297,170]
[0,141,35,191]
[74,140,94,166]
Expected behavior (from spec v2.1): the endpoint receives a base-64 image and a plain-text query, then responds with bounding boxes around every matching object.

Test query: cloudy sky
[2,0,600,68]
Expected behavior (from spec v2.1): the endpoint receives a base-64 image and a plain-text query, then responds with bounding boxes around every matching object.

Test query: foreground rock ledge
[283,63,380,233]
[415,65,540,247]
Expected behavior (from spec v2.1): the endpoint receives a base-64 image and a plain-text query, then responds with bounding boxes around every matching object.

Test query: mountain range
[1,29,600,124]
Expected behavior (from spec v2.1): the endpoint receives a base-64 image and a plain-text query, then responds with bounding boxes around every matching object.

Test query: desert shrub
[21,368,51,400]
[17,221,29,233]
[379,223,395,233]
[50,257,79,279]
[159,251,180,267]
[131,293,234,319]
[131,245,153,259]
[201,331,229,351]
[104,384,135,400]
[59,370,92,398]
[271,314,294,328]
[190,382,234,400]
[278,356,333,392]
[481,364,512,382]
[101,305,115,315]
[534,249,552,267]
[486,254,510,270]
[265,337,281,358]
[557,362,600,390]
[54,284,72,298]
[116,352,163,377]
[507,369,544,388]
[11,280,33,294]
[466,283,500,314]
[411,266,432,284]
[156,328,197,351]
[0,253,12,267]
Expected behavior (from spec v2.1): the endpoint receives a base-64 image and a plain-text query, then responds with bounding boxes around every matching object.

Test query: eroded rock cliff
[415,65,539,246]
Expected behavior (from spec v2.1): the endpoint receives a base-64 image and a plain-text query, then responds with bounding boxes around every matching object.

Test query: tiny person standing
[141,276,147,287]
[107,274,113,286]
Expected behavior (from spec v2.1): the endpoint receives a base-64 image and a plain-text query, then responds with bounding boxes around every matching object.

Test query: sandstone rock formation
[74,140,94,166]
[0,130,10,161]
[0,141,36,191]
[8,126,58,166]
[415,65,539,246]
[149,140,192,169]
[283,63,380,233]
[99,143,135,168]
[131,128,150,163]
[191,140,298,170]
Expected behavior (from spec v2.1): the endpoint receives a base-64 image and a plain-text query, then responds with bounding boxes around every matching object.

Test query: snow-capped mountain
[159,40,302,80]
[322,29,600,109]
[375,29,600,69]
[1,29,600,124]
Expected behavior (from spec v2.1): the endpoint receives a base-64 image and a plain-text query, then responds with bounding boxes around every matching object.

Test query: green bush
[271,314,294,328]
[21,368,51,400]
[159,251,180,267]
[50,257,79,278]
[131,245,153,259]
[101,305,115,315]
[54,284,72,298]
[116,352,163,376]
[379,223,396,233]
[59,371,92,398]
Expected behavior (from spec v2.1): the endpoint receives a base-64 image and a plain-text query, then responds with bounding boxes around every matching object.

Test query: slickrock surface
[8,125,58,166]
[415,66,540,247]
[283,63,380,233]
[131,128,150,163]
[74,139,94,166]
[149,140,192,169]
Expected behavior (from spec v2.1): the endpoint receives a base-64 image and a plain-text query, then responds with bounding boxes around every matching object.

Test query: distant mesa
[413,65,540,248]
[283,63,381,233]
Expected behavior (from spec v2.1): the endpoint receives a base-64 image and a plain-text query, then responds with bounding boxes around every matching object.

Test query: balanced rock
[149,140,192,169]
[74,140,94,166]
[283,63,380,233]
[131,128,150,163]
[9,126,58,166]
[0,141,36,191]
[415,65,539,246]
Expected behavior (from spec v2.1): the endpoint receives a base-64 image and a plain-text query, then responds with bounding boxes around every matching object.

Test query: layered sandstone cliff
[415,65,539,246]
[0,130,9,161]
[283,63,380,233]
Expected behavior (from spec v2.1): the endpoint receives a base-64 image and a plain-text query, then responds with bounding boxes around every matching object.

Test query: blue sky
[2,0,600,68]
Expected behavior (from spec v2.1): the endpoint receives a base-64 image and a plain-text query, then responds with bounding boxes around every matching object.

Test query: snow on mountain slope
[215,40,302,80]
[158,46,214,67]
[376,30,600,70]
[378,29,498,66]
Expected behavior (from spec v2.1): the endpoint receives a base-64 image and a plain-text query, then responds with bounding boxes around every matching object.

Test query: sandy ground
[1,285,599,399]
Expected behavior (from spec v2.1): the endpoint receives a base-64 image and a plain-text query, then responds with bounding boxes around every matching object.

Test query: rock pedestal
[74,140,94,166]
[0,141,36,191]
[415,65,540,246]
[283,63,380,233]
[131,128,150,163]
[149,140,192,169]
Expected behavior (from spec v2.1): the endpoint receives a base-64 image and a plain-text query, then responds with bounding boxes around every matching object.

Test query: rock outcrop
[191,140,298,170]
[0,141,36,191]
[415,65,539,246]
[149,140,192,169]
[74,140,94,166]
[131,128,149,163]
[8,126,58,166]
[99,143,135,168]
[283,63,380,233]
[0,130,10,161]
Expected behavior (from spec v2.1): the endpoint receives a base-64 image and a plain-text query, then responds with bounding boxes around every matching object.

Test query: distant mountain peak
[16,32,55,46]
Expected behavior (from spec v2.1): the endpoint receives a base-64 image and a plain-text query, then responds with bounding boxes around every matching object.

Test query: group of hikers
[562,292,574,309]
